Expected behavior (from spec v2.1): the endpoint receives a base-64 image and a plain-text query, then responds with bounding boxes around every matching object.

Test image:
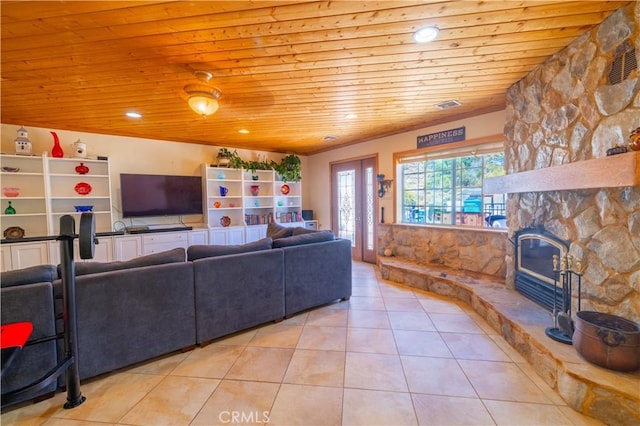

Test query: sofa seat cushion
[266,222,295,239]
[272,230,335,248]
[187,237,273,261]
[73,247,186,276]
[1,264,58,288]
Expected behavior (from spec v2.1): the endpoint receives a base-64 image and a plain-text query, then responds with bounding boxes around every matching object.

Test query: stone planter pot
[573,311,640,372]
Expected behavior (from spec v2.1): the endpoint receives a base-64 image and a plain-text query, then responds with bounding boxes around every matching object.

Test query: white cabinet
[142,232,188,255]
[188,229,208,246]
[245,225,267,243]
[304,220,319,230]
[91,237,114,262]
[114,235,143,261]
[209,227,245,245]
[1,245,12,272]
[1,241,48,271]
[48,236,114,264]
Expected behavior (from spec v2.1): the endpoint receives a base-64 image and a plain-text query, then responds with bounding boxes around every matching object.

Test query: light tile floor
[2,261,604,425]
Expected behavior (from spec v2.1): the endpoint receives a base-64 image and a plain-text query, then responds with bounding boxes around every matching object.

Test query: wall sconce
[377,174,393,198]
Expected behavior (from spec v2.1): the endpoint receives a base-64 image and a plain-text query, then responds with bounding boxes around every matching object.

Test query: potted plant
[216,148,240,168]
[275,154,301,182]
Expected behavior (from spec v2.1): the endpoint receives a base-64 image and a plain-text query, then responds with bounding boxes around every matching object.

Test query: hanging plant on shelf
[216,148,242,168]
[274,154,301,182]
[243,159,272,174]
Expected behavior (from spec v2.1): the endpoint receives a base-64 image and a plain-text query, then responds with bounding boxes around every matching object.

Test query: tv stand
[127,226,192,234]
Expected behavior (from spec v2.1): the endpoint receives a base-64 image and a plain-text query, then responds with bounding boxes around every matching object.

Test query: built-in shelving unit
[484,151,640,194]
[202,165,245,228]
[46,157,113,235]
[202,164,304,233]
[1,153,113,238]
[1,154,48,238]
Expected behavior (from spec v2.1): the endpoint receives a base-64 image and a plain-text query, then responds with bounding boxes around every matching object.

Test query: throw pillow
[292,226,318,235]
[1,264,58,288]
[73,247,186,276]
[187,237,273,261]
[272,230,335,248]
[266,222,294,239]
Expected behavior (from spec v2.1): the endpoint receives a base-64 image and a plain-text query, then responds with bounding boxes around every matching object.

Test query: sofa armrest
[1,282,58,398]
[58,262,196,380]
[282,238,352,316]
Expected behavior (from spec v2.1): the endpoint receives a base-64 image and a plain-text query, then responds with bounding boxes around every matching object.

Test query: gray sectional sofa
[1,226,351,407]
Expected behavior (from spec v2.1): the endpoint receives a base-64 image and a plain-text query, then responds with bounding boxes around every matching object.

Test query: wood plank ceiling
[0,1,628,155]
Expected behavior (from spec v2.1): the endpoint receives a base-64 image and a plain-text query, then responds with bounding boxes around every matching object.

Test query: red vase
[75,162,89,175]
[51,132,64,158]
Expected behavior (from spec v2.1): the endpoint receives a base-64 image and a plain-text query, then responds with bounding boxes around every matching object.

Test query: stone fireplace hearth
[503,3,639,325]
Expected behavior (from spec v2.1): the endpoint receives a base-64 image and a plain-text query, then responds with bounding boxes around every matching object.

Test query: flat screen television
[120,173,202,218]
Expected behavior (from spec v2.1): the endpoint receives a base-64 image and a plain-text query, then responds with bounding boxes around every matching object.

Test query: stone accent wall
[504,4,640,322]
[378,224,507,278]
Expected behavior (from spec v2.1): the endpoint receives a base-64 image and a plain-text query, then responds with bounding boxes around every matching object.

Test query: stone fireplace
[503,3,640,325]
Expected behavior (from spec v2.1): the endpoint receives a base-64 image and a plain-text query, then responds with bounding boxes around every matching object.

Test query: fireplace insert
[515,228,569,312]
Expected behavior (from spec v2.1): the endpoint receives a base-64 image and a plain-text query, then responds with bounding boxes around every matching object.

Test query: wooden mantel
[484,151,640,194]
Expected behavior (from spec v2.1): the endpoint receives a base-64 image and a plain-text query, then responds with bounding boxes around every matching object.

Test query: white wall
[306,109,506,229]
[1,123,308,228]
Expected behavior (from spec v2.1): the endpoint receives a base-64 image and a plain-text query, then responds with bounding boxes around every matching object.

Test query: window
[399,146,506,228]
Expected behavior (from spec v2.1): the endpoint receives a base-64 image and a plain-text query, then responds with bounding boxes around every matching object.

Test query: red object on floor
[1,322,32,349]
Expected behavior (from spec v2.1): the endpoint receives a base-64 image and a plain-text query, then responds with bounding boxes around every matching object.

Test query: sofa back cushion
[1,264,58,288]
[73,247,186,276]
[266,222,295,239]
[187,237,273,261]
[272,230,335,248]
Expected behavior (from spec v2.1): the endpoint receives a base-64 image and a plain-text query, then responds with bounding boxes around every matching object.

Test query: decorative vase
[252,175,259,181]
[629,127,640,151]
[219,186,228,196]
[51,131,64,158]
[75,162,89,175]
[5,201,16,215]
[250,185,260,196]
[220,216,231,227]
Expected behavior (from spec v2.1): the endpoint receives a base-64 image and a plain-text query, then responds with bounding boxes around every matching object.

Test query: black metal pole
[58,215,85,409]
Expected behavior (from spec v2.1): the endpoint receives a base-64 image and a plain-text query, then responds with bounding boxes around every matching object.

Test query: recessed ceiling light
[125,111,142,118]
[345,113,358,119]
[238,129,250,134]
[413,26,439,43]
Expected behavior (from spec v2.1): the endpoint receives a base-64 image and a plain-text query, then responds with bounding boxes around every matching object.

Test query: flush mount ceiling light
[184,71,222,117]
[125,111,142,118]
[413,25,439,43]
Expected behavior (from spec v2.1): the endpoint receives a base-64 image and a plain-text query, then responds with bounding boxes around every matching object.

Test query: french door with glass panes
[331,157,377,263]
